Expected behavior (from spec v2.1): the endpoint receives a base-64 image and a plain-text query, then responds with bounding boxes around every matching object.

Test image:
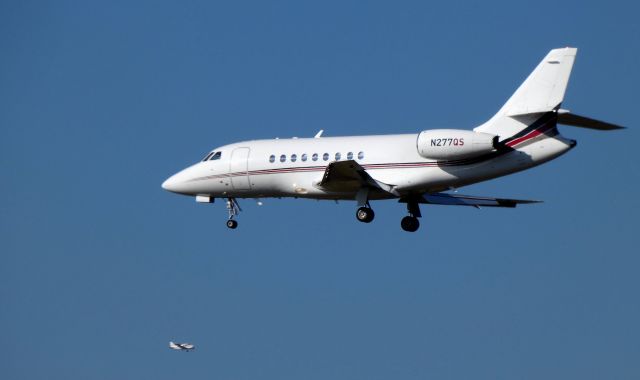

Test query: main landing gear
[356,206,375,223]
[355,188,375,223]
[400,215,419,232]
[353,192,422,232]
[400,200,421,232]
[225,197,241,229]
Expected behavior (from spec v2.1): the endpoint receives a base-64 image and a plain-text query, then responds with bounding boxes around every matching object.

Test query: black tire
[400,216,420,232]
[356,207,375,223]
[226,219,238,229]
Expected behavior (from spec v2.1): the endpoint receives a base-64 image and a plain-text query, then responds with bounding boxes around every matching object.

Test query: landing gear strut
[401,200,421,232]
[226,197,241,229]
[355,187,375,223]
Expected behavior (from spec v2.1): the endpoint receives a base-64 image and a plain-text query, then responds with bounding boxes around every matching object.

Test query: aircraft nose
[162,172,192,194]
[161,174,180,192]
[162,164,205,195]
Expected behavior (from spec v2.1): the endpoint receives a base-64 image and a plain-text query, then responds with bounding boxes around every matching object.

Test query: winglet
[314,130,324,138]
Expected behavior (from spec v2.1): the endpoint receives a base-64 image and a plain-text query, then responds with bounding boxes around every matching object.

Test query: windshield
[201,151,214,161]
[201,151,222,162]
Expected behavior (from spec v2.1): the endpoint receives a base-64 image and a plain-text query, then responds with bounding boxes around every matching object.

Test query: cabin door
[230,147,251,190]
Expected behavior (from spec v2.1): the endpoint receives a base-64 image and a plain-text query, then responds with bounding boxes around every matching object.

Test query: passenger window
[280,154,286,163]
[358,151,364,160]
[269,155,275,163]
[291,154,297,162]
[301,153,307,162]
[209,152,221,160]
[347,152,353,160]
[323,153,329,161]
[312,153,318,161]
[335,152,341,161]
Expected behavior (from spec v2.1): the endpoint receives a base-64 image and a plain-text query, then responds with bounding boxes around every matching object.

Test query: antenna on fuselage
[314,130,324,138]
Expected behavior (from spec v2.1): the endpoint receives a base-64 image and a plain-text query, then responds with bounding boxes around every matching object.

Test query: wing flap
[416,193,541,208]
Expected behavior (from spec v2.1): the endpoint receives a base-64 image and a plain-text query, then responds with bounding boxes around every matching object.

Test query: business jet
[169,341,195,352]
[162,47,622,232]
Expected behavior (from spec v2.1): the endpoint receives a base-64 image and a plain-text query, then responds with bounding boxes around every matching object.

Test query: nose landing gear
[226,197,241,229]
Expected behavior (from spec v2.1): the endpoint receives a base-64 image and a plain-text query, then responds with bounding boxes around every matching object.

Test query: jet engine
[416,129,498,160]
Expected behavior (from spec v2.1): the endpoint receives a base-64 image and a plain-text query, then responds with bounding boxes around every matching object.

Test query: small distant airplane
[169,341,195,352]
[162,47,623,232]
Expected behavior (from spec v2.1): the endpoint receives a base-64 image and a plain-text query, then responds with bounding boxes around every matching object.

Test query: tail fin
[475,47,577,138]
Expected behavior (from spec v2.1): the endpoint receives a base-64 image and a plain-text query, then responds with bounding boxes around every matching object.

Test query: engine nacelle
[416,129,498,160]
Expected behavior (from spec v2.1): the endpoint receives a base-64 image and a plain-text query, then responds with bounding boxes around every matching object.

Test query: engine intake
[417,129,498,160]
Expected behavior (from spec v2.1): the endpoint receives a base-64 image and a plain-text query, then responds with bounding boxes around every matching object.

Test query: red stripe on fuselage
[505,120,556,147]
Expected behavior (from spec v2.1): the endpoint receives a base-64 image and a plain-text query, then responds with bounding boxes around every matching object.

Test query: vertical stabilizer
[475,48,577,138]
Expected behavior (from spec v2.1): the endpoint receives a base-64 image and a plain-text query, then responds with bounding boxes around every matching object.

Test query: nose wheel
[225,197,241,229]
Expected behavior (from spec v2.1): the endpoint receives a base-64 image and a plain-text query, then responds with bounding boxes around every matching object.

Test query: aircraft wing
[318,160,397,194]
[414,192,541,208]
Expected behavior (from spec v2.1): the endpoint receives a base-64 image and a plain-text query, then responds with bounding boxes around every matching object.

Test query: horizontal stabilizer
[416,193,541,208]
[557,112,625,130]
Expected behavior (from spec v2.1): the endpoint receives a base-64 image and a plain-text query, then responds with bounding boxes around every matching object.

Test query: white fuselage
[160,48,621,232]
[161,131,576,200]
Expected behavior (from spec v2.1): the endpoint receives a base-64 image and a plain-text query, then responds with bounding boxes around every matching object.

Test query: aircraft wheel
[226,219,238,229]
[401,216,420,232]
[356,207,375,223]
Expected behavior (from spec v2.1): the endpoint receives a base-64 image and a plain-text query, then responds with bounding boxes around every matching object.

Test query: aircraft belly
[247,171,326,197]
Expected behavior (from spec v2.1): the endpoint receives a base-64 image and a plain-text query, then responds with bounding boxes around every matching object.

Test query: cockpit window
[201,151,222,162]
[202,152,215,161]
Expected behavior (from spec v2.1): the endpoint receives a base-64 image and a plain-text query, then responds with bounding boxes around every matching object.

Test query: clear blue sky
[2,1,638,379]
